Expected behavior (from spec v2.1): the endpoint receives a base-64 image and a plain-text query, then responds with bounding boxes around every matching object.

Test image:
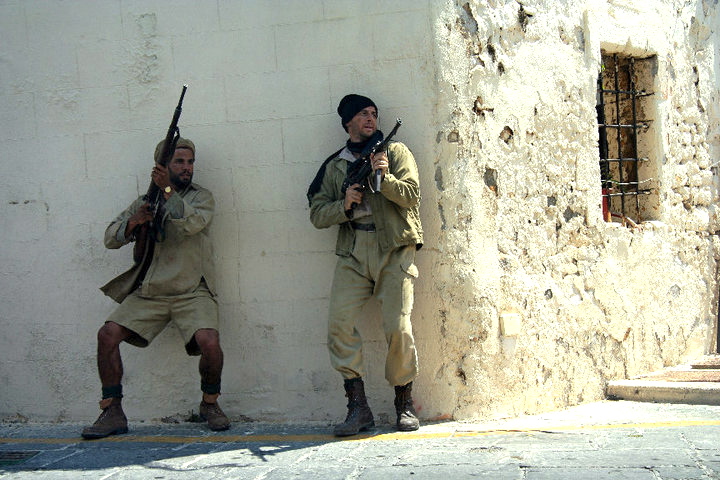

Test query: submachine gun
[341,118,402,205]
[132,85,188,264]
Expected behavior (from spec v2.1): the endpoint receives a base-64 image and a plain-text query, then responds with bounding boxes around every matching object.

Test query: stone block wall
[0,0,718,423]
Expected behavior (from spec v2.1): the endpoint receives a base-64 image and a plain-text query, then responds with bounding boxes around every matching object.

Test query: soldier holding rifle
[308,94,424,436]
[82,89,229,439]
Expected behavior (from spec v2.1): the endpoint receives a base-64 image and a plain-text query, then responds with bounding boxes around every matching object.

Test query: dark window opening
[597,52,657,225]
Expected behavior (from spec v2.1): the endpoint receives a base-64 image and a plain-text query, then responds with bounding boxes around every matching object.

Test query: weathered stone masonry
[419,0,719,420]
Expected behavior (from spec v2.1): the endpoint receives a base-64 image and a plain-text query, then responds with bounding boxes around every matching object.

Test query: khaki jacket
[309,141,423,256]
[100,183,216,303]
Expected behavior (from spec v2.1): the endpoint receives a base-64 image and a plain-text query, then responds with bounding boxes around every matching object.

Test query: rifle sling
[133,236,155,290]
[306,147,344,206]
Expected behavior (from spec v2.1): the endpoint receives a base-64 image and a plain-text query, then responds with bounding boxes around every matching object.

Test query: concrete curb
[606,380,720,405]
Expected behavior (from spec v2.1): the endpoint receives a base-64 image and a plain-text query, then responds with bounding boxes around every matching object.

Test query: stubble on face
[168,147,194,190]
[346,107,378,142]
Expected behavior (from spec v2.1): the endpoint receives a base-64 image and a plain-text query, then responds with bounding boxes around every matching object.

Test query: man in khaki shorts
[308,94,424,436]
[82,137,229,439]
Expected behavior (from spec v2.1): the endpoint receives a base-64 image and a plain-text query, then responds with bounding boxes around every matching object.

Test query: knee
[195,329,221,354]
[97,322,124,349]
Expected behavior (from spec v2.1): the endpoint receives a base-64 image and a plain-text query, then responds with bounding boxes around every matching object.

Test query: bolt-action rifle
[132,85,188,264]
[341,118,402,206]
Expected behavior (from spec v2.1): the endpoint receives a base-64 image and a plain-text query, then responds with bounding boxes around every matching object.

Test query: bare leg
[194,328,229,431]
[194,328,224,403]
[82,321,132,439]
[97,321,132,387]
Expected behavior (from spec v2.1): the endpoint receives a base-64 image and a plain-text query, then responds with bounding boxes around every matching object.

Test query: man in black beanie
[308,94,424,436]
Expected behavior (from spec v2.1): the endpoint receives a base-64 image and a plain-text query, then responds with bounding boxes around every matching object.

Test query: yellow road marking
[1,419,719,445]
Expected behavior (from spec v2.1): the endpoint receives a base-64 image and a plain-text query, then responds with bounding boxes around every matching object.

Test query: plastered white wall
[0,0,718,424]
[0,0,437,424]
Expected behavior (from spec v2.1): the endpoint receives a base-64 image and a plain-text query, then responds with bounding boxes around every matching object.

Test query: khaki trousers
[327,229,419,386]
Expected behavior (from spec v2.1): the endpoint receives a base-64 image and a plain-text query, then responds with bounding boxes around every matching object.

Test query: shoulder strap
[306,147,344,206]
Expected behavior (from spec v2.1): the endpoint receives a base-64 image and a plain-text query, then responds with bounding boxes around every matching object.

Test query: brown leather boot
[199,400,231,431]
[334,377,375,437]
[81,399,128,439]
[394,382,420,431]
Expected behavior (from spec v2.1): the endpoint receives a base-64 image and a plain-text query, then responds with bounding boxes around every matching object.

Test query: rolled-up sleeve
[104,197,144,249]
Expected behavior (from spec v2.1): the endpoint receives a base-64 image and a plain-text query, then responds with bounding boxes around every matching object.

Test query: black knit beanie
[337,94,377,132]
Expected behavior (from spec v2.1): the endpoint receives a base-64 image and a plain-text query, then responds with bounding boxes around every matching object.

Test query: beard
[170,171,192,190]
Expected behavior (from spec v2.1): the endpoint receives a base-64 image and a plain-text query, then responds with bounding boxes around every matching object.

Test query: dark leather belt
[351,222,376,232]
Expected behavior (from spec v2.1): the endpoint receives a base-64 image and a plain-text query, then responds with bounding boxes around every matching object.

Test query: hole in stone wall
[460,2,479,35]
[473,97,494,116]
[518,5,532,32]
[500,126,513,143]
[563,207,580,222]
[456,367,467,385]
[484,168,498,194]
[487,41,496,62]
[435,166,445,191]
[473,96,483,114]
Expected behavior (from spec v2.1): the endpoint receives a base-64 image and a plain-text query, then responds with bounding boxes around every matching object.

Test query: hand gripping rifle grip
[374,169,382,192]
[373,118,402,193]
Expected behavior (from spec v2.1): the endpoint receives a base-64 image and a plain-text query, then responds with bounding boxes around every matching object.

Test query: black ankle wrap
[201,382,221,395]
[102,384,123,399]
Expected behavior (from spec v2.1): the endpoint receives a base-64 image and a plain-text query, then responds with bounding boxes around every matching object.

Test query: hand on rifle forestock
[125,203,153,238]
[344,183,364,211]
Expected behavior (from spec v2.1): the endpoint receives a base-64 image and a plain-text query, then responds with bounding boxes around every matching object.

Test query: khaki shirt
[100,183,216,303]
[309,141,423,255]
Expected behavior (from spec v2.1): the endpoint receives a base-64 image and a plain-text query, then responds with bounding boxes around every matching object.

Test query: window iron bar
[600,157,649,163]
[602,177,653,187]
[602,190,652,197]
[630,56,641,211]
[599,122,652,129]
[606,212,639,228]
[613,54,626,213]
[600,89,654,97]
[599,119,653,126]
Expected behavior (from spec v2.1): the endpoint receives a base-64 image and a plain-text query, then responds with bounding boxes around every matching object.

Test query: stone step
[634,369,720,382]
[606,380,720,405]
[689,354,720,369]
[606,355,720,405]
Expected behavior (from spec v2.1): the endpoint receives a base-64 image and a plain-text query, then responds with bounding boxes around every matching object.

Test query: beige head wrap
[154,137,195,163]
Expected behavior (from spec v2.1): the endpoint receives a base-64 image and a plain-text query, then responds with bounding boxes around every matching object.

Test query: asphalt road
[1,400,720,479]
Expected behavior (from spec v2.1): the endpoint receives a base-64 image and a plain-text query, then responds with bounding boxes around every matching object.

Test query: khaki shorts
[106,283,218,356]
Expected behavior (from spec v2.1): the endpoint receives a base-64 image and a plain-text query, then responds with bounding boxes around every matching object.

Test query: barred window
[597,52,658,226]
